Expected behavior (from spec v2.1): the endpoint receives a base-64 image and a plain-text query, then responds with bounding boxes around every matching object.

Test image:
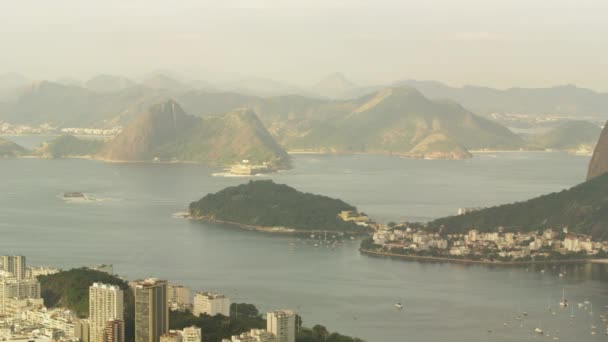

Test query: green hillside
[0,137,26,157]
[428,173,608,239]
[189,180,365,232]
[527,121,602,150]
[38,268,135,340]
[35,135,105,158]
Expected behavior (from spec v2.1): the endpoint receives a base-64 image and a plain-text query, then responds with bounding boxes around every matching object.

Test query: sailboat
[534,324,544,335]
[559,288,568,308]
[569,305,575,319]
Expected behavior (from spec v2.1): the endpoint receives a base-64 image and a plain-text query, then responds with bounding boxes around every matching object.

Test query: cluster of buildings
[371,225,608,262]
[0,255,297,342]
[0,121,121,136]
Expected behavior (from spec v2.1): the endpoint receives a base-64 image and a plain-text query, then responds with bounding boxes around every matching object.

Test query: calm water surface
[1,145,606,341]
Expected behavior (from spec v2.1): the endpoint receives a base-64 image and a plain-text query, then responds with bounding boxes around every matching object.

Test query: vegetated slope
[283,86,523,158]
[189,180,364,232]
[35,135,106,158]
[0,137,27,157]
[526,120,602,150]
[428,173,608,239]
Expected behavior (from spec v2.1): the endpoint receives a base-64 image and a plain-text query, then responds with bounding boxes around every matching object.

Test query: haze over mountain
[98,100,289,167]
[0,76,533,159]
[272,86,523,158]
[399,80,608,119]
[85,74,135,93]
[309,73,379,99]
[587,122,608,180]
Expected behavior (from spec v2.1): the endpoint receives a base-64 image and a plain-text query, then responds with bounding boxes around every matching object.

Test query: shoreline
[189,215,365,236]
[359,248,601,266]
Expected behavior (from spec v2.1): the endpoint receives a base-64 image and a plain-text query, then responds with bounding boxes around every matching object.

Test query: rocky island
[189,180,371,234]
[98,100,290,169]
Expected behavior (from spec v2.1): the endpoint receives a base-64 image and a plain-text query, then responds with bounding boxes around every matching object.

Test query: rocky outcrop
[587,121,608,180]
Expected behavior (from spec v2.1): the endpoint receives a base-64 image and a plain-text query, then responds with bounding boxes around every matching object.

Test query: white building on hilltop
[193,292,230,317]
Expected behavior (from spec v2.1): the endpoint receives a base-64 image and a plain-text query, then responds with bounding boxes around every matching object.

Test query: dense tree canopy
[428,173,608,239]
[190,180,365,232]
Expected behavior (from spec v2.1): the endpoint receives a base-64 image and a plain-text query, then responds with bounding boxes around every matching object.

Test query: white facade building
[267,310,295,342]
[193,292,230,317]
[89,282,124,342]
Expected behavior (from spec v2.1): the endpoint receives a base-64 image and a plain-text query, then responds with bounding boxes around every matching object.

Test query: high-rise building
[1,255,26,280]
[74,320,91,342]
[267,310,295,342]
[182,326,202,342]
[89,283,124,342]
[168,285,190,309]
[193,292,230,317]
[103,319,125,342]
[134,278,169,342]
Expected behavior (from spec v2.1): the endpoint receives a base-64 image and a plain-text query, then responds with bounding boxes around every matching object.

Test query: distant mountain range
[398,80,608,119]
[98,100,289,167]
[2,72,608,159]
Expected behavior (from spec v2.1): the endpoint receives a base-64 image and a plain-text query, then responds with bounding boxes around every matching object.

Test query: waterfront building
[89,283,124,342]
[134,278,169,342]
[1,255,26,280]
[193,292,230,317]
[266,310,295,342]
[103,319,125,342]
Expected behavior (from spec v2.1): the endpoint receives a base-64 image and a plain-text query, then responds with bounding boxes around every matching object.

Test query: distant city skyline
[2,0,608,91]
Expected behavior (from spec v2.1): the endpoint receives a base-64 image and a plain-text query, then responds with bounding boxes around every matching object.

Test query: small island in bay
[189,180,371,234]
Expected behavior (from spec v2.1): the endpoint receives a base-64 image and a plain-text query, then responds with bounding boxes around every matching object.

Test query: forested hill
[189,180,366,232]
[427,172,608,239]
[0,137,27,157]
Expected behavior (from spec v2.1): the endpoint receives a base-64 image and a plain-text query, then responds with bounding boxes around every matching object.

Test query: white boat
[535,327,544,335]
[394,302,403,309]
[569,306,575,319]
[559,289,568,307]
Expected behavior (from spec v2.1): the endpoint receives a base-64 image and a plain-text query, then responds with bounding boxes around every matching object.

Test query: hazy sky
[2,0,607,90]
